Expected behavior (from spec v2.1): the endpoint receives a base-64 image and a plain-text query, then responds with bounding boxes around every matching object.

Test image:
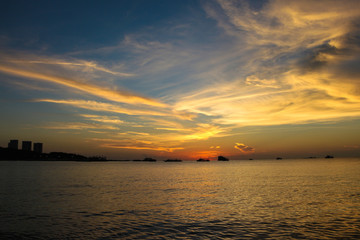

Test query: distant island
[164,159,182,162]
[143,157,157,162]
[218,156,229,161]
[197,158,210,162]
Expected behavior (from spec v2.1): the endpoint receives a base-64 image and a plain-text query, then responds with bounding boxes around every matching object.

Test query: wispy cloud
[117,131,150,136]
[214,0,360,49]
[0,53,166,107]
[34,99,195,120]
[79,114,124,124]
[172,0,360,129]
[0,64,166,107]
[90,138,183,153]
[234,143,255,154]
[10,58,135,77]
[183,123,224,140]
[42,122,119,130]
[101,144,183,153]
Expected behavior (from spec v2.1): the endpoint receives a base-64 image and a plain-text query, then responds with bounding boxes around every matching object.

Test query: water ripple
[1,159,360,239]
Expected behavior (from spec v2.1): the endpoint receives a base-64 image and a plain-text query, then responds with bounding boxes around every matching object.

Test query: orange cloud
[90,138,183,152]
[183,123,223,140]
[234,143,255,154]
[117,131,150,136]
[34,99,171,117]
[42,122,119,130]
[0,65,166,107]
[176,0,359,131]
[101,144,183,152]
[79,114,124,124]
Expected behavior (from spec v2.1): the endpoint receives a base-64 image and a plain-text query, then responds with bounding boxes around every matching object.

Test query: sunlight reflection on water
[0,158,360,239]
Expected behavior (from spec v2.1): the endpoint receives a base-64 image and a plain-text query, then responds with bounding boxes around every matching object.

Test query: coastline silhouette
[1,139,335,162]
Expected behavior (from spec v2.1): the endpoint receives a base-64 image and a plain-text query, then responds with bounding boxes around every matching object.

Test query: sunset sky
[1,0,359,160]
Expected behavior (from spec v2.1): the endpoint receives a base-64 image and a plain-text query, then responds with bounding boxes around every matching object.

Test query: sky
[0,0,360,160]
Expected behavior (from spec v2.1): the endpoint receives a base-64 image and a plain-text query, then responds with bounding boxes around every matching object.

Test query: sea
[0,158,359,239]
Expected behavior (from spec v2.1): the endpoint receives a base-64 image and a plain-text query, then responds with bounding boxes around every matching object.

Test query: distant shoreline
[1,147,346,162]
[0,147,106,162]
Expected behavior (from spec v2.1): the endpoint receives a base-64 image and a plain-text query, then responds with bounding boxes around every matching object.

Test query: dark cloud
[299,43,338,71]
[300,19,360,72]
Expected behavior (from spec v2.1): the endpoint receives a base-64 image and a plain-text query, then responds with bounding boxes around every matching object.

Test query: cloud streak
[79,114,124,124]
[91,138,183,153]
[10,59,135,77]
[234,143,255,154]
[0,52,168,108]
[172,0,360,129]
[34,98,196,121]
[0,64,166,107]
[42,122,119,130]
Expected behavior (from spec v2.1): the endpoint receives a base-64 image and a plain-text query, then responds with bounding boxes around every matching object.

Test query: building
[8,140,18,150]
[22,141,32,151]
[33,143,43,153]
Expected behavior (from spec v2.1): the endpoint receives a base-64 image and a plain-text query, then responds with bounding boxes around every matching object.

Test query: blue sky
[1,0,360,159]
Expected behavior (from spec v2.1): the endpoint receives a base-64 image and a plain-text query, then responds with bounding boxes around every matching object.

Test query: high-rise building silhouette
[33,143,43,153]
[8,140,18,150]
[22,141,32,151]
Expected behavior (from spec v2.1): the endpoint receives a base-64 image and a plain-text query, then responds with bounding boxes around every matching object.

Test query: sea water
[0,158,359,239]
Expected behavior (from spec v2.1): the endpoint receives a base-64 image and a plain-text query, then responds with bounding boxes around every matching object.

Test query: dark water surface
[1,158,360,239]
